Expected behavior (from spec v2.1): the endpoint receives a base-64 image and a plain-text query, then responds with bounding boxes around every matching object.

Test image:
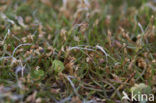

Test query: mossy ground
[0,0,156,103]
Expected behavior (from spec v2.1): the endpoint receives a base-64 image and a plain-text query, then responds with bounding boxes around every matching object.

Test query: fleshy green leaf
[52,60,65,74]
[31,69,45,80]
[130,83,152,103]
